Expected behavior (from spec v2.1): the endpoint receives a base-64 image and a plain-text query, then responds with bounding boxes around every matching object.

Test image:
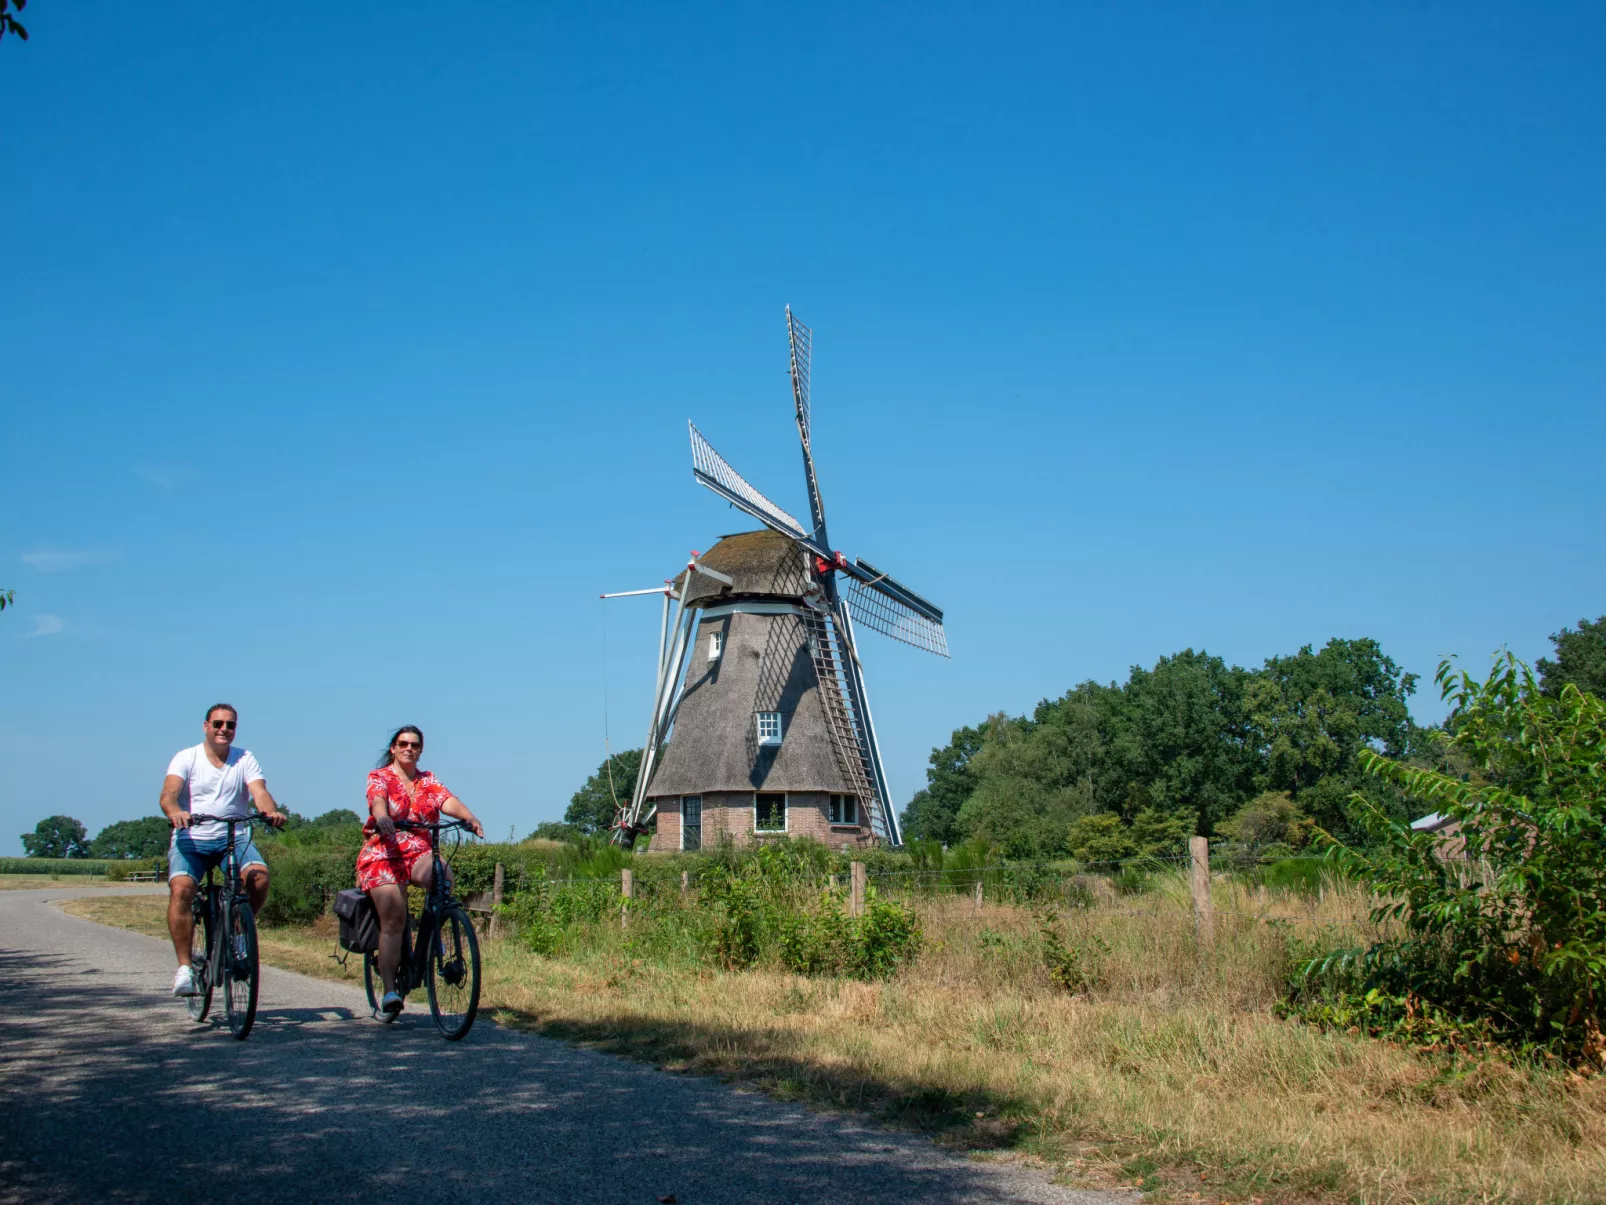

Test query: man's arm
[159,775,192,829]
[246,779,287,828]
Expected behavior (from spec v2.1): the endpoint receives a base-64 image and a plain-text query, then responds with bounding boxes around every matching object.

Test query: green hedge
[0,857,109,876]
[106,858,166,882]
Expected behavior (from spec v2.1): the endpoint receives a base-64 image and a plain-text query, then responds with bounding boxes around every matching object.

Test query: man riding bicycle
[159,703,286,997]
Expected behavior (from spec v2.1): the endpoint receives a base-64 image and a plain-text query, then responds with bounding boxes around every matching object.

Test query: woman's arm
[441,795,484,838]
[367,777,397,839]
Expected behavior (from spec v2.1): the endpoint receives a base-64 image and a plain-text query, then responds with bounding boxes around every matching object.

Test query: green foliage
[900,724,986,844]
[0,857,108,875]
[565,748,642,835]
[901,636,1421,858]
[1064,808,1194,865]
[528,820,581,843]
[22,815,90,859]
[1217,791,1314,854]
[1037,913,1108,994]
[0,588,13,610]
[1064,814,1134,863]
[90,817,172,860]
[0,1,24,44]
[1537,616,1606,701]
[1322,654,1606,1059]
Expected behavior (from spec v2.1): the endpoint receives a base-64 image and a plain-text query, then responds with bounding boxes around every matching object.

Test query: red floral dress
[356,767,454,892]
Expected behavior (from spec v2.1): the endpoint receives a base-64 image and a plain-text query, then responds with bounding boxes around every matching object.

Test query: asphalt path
[0,886,1127,1205]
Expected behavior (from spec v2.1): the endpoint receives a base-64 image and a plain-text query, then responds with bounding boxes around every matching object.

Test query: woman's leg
[408,855,435,893]
[370,883,407,995]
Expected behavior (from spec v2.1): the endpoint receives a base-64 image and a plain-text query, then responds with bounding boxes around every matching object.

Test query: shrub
[1315,654,1606,1060]
[1037,912,1108,994]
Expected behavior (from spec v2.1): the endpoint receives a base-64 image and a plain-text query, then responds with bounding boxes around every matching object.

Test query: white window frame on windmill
[755,711,783,746]
[828,794,859,827]
[754,792,787,834]
[708,630,722,661]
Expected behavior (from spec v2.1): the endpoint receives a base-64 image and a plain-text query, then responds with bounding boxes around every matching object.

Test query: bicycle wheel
[425,905,480,1040]
[222,900,260,1040]
[186,897,214,1023]
[363,951,381,1012]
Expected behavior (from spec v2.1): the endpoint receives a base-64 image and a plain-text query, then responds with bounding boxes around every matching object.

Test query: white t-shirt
[166,744,265,840]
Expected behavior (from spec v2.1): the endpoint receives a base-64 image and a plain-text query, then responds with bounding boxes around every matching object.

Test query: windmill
[607,309,948,848]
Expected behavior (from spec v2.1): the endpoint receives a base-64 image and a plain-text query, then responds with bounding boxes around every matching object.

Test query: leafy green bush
[1037,912,1108,994]
[1311,654,1606,1060]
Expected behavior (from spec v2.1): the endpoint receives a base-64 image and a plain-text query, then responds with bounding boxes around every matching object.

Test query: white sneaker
[172,966,200,997]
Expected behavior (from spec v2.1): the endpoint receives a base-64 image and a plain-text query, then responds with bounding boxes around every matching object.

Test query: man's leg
[168,876,198,965]
[242,864,270,913]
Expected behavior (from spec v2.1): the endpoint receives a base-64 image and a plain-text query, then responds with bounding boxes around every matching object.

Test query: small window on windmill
[708,631,722,661]
[829,794,858,826]
[755,793,787,833]
[681,796,702,852]
[755,711,783,746]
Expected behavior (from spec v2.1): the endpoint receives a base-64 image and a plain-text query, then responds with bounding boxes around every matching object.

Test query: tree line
[18,808,365,860]
[898,617,1606,860]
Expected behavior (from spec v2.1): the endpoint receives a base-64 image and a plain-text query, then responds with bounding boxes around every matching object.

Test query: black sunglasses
[210,720,237,730]
[394,739,422,750]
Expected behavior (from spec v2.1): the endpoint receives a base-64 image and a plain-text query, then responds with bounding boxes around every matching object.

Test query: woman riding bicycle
[359,726,484,1022]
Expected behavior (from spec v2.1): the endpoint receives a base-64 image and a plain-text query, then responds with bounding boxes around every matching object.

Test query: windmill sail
[786,308,828,539]
[689,423,809,540]
[845,571,950,658]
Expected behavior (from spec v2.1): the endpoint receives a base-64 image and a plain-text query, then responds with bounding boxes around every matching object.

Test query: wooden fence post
[681,870,690,898]
[621,868,633,929]
[1190,836,1214,947]
[850,861,866,918]
[489,862,505,940]
[829,873,840,893]
[973,879,983,914]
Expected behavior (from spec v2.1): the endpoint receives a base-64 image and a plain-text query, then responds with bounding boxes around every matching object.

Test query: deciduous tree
[22,815,89,859]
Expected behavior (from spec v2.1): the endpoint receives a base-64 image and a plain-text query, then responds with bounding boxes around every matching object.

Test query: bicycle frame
[185,815,264,1037]
[390,822,463,996]
[190,821,251,973]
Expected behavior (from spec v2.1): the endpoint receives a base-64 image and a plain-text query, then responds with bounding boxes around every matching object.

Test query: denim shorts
[167,827,266,883]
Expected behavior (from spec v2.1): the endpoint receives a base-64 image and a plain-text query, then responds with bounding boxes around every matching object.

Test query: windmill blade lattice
[846,576,951,658]
[787,307,813,446]
[688,423,809,540]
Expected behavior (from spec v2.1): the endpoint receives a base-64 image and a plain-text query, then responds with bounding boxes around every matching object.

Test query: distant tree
[527,820,581,843]
[1537,617,1606,701]
[1216,791,1312,852]
[309,808,363,829]
[23,815,90,859]
[0,1,25,43]
[900,724,986,844]
[565,749,643,835]
[90,817,172,859]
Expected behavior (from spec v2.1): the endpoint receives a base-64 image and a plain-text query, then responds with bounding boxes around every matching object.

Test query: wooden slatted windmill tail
[610,309,949,849]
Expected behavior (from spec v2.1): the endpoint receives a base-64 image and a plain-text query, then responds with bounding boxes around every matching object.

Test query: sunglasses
[394,739,422,750]
[210,720,237,731]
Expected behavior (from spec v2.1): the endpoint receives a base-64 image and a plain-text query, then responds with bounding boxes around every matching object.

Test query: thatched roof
[674,529,809,606]
[645,607,855,797]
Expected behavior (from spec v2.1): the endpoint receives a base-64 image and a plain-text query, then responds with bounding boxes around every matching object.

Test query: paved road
[0,887,1125,1205]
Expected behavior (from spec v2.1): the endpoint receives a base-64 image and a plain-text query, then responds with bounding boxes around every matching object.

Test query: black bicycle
[362,819,481,1040]
[184,815,268,1040]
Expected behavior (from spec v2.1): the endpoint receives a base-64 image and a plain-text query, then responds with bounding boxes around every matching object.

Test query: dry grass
[64,880,1606,1205]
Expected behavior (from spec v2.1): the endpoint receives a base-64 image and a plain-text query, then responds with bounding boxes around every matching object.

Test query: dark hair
[204,703,238,724]
[377,725,424,769]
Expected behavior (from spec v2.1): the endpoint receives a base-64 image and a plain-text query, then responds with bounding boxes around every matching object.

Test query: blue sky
[4,3,1603,852]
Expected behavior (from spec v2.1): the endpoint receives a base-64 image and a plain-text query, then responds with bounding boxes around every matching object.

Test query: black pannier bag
[333,888,379,954]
